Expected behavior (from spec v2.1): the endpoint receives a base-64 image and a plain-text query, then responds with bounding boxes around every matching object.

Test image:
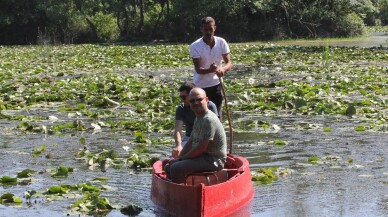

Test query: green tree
[170,0,250,42]
[36,0,77,44]
[246,0,368,38]
[0,0,43,44]
[0,0,382,44]
[90,12,119,42]
[379,0,388,24]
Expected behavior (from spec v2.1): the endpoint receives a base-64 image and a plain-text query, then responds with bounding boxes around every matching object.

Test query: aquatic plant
[0,193,22,204]
[251,168,279,185]
[51,166,74,178]
[0,176,17,184]
[71,192,113,214]
[17,169,36,178]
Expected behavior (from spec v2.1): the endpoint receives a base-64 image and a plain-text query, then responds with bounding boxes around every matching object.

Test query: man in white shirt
[189,16,232,117]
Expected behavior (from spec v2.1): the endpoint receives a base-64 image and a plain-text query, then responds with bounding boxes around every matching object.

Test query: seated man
[165,87,227,184]
[172,81,218,158]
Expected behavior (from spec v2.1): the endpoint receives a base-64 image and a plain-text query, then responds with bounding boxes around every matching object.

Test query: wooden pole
[219,77,233,154]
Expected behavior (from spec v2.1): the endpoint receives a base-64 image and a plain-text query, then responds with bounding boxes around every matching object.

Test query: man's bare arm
[172,120,184,158]
[192,58,218,74]
[215,53,232,77]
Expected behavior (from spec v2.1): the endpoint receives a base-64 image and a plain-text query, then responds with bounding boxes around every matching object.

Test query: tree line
[1,0,388,45]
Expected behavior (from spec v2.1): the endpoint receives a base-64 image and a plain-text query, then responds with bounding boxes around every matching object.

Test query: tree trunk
[136,0,144,35]
[151,2,165,39]
[166,0,169,20]
[123,0,131,37]
[86,17,98,42]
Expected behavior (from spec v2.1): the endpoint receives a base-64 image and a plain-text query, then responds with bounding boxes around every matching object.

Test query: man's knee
[170,162,188,183]
[170,162,185,174]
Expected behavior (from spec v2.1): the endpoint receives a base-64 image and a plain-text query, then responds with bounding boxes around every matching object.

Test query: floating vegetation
[323,127,332,132]
[307,155,355,168]
[45,183,102,197]
[0,176,17,184]
[0,193,22,204]
[76,147,159,171]
[273,139,287,146]
[251,167,294,185]
[355,125,367,131]
[17,169,36,178]
[251,167,279,185]
[127,153,158,169]
[71,192,113,214]
[46,185,68,195]
[92,177,109,182]
[80,149,120,169]
[51,166,74,178]
[308,156,321,164]
[78,183,100,193]
[32,145,46,156]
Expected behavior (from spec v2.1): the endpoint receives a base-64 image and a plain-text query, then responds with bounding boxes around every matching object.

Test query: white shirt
[189,36,230,88]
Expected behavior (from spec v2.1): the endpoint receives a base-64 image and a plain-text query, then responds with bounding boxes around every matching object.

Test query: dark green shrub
[336,13,366,37]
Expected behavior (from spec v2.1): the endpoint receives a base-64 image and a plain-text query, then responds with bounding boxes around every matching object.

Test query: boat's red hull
[151,154,254,217]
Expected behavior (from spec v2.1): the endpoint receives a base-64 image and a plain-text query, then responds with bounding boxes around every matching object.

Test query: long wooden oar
[219,77,233,154]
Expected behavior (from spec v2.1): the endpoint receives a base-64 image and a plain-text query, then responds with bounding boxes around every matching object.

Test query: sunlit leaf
[273,139,287,146]
[46,185,68,194]
[32,145,46,156]
[0,176,17,184]
[17,169,36,178]
[355,125,366,131]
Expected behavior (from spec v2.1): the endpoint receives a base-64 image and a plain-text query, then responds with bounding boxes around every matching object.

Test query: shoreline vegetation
[2,26,387,47]
[2,1,388,45]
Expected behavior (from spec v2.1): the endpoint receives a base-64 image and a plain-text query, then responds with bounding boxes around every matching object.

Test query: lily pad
[17,169,36,178]
[0,193,23,204]
[0,176,17,184]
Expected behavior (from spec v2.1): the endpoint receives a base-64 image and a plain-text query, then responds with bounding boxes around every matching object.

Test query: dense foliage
[1,0,388,44]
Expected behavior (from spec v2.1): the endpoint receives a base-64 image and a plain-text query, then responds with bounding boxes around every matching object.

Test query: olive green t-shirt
[191,110,227,164]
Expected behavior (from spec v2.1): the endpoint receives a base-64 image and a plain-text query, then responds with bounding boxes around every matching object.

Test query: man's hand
[210,63,218,72]
[210,63,225,77]
[172,145,182,159]
[215,67,225,77]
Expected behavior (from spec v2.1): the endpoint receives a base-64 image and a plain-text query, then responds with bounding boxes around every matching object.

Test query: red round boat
[151,154,254,217]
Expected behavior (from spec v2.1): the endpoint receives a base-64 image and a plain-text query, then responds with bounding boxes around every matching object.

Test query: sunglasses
[189,98,204,104]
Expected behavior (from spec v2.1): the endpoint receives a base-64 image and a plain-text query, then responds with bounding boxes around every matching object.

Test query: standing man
[165,88,227,184]
[172,81,218,158]
[189,16,232,116]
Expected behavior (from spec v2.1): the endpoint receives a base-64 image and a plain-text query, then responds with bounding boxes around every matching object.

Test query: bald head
[189,87,206,98]
[189,88,208,116]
